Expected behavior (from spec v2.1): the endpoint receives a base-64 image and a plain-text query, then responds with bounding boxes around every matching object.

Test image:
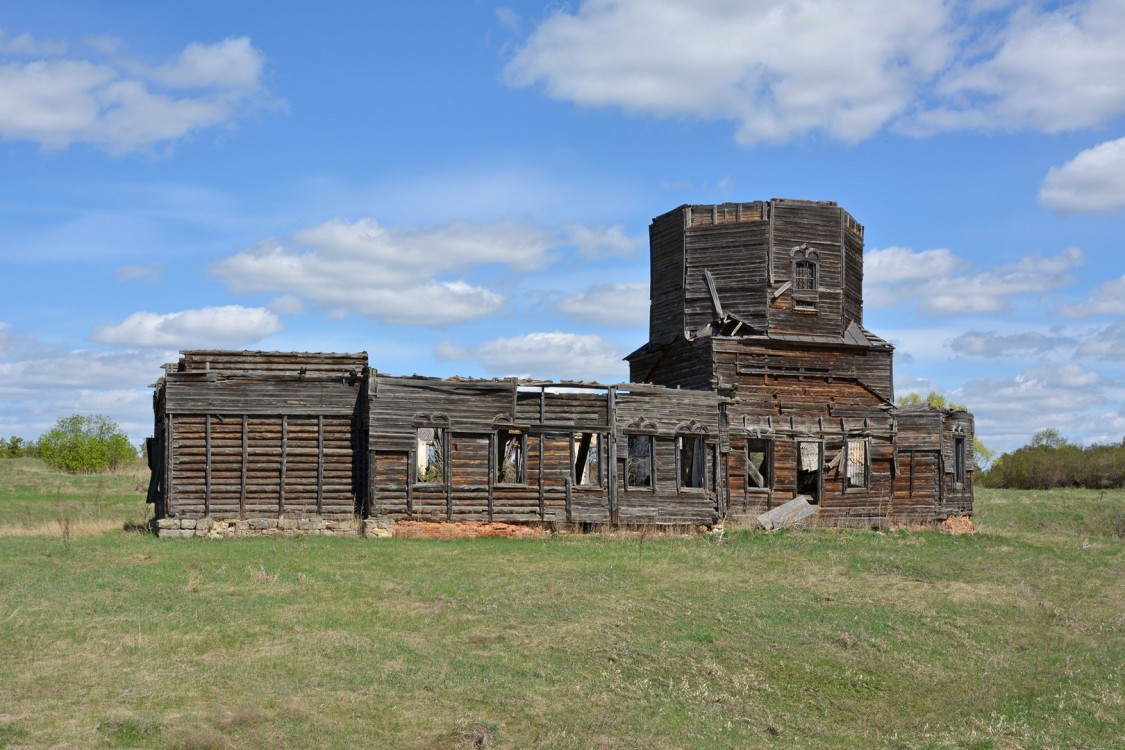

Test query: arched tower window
[790,244,820,312]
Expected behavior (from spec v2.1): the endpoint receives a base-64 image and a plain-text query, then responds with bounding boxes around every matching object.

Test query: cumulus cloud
[436,332,629,382]
[949,330,1078,358]
[866,246,968,285]
[0,35,274,153]
[555,282,649,326]
[505,0,949,144]
[210,218,555,326]
[0,336,168,443]
[1060,275,1125,318]
[504,0,1125,144]
[1039,137,1125,213]
[210,217,632,327]
[956,363,1112,450]
[91,305,283,349]
[865,246,1083,315]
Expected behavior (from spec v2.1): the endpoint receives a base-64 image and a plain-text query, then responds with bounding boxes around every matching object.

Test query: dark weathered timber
[148,200,974,531]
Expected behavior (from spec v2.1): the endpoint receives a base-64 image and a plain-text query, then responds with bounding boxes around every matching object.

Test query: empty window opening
[416,427,445,484]
[678,434,706,489]
[846,439,868,490]
[954,436,966,488]
[796,440,822,503]
[626,434,654,489]
[496,429,526,484]
[747,439,772,489]
[573,432,602,486]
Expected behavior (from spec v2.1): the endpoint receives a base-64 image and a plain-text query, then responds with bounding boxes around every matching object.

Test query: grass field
[0,458,1121,749]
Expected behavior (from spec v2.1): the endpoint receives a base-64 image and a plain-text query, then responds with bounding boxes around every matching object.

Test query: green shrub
[36,415,138,474]
[981,432,1125,490]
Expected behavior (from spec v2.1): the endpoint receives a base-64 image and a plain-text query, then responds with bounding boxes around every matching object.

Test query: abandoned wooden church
[147,199,975,538]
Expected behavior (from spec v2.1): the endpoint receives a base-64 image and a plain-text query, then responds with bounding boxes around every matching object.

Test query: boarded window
[747,439,771,489]
[678,434,706,489]
[416,427,445,484]
[496,429,526,484]
[626,434,653,489]
[573,432,602,487]
[846,439,867,489]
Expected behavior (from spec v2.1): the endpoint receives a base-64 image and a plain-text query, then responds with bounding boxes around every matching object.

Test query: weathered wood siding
[682,203,770,335]
[648,207,688,346]
[157,351,366,521]
[842,211,864,327]
[768,200,846,337]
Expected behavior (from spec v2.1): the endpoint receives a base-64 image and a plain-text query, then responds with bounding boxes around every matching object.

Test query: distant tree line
[0,414,138,473]
[980,429,1125,490]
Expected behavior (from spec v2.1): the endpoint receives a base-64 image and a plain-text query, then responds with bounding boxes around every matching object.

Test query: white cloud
[1060,275,1125,318]
[948,330,1077,358]
[865,246,968,284]
[505,0,949,145]
[210,217,627,327]
[555,282,649,326]
[436,332,629,382]
[0,335,169,444]
[0,30,67,56]
[912,0,1125,135]
[956,363,1113,451]
[145,37,265,92]
[91,305,283,349]
[115,263,161,282]
[0,35,274,153]
[0,322,13,358]
[505,0,1125,144]
[865,246,1083,315]
[1077,320,1125,360]
[1040,137,1125,213]
[564,223,643,258]
[0,345,169,396]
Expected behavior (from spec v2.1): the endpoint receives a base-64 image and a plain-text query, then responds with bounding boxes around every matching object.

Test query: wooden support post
[406,452,414,516]
[445,430,452,520]
[240,415,248,519]
[368,449,376,519]
[565,476,573,523]
[165,414,174,517]
[279,416,287,516]
[316,415,324,516]
[607,387,618,525]
[204,414,212,517]
[538,434,545,520]
[487,432,495,522]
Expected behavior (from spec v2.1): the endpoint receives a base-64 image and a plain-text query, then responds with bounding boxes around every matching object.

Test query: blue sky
[2,0,1124,455]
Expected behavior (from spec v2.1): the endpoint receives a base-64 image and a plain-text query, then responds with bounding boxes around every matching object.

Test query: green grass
[0,458,1122,749]
[0,457,149,533]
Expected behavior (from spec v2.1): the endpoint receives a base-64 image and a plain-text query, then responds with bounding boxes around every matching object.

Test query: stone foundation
[153,517,361,539]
